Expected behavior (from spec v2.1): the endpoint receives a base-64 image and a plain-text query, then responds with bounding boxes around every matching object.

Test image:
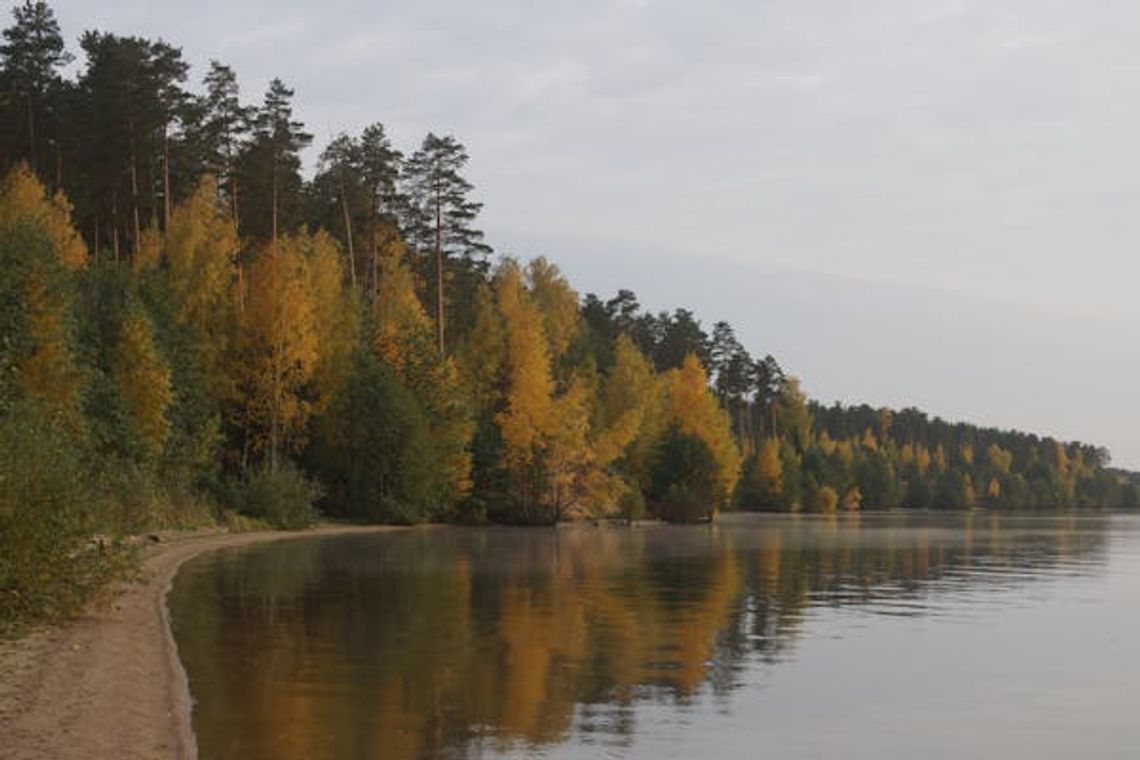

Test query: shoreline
[0,524,401,760]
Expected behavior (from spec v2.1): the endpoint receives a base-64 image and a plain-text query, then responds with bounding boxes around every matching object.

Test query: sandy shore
[0,524,399,760]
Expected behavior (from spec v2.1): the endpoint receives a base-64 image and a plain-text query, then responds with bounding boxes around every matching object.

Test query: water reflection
[170,513,1117,759]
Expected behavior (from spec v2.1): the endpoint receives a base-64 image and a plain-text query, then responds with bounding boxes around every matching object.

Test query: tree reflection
[170,514,1110,759]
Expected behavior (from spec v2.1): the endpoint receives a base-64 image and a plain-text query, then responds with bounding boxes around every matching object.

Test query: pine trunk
[163,126,172,228]
[25,95,36,176]
[112,189,121,265]
[435,197,444,354]
[340,174,356,287]
[369,189,379,300]
[129,131,141,260]
[271,151,278,255]
[231,175,239,227]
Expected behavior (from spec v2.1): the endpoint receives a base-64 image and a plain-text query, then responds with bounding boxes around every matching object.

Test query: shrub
[648,424,721,522]
[242,463,321,530]
[0,405,133,632]
[309,349,437,524]
[618,484,647,523]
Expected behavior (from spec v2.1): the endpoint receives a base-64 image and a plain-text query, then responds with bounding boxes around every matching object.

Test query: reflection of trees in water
[171,515,1110,760]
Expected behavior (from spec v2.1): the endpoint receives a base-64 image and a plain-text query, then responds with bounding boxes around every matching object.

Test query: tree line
[1,1,1133,625]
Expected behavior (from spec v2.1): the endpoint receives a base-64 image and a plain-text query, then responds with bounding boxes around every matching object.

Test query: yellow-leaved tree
[542,374,596,519]
[374,241,431,371]
[0,163,87,270]
[236,236,319,470]
[588,334,664,515]
[496,260,553,464]
[740,437,784,508]
[526,257,579,368]
[132,226,162,272]
[457,282,506,413]
[374,244,472,507]
[306,230,359,415]
[494,260,555,518]
[774,376,812,453]
[661,354,741,508]
[114,306,174,459]
[17,258,83,423]
[0,166,83,424]
[164,176,240,401]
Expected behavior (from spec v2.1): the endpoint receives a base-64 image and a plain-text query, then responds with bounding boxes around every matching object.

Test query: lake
[169,512,1140,759]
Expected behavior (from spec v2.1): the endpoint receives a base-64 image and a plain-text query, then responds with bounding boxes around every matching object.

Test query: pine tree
[402,133,490,353]
[0,1,70,176]
[76,33,187,258]
[359,123,403,298]
[195,61,250,222]
[237,78,311,249]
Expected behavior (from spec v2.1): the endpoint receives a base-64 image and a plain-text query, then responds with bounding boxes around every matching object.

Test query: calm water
[169,513,1140,759]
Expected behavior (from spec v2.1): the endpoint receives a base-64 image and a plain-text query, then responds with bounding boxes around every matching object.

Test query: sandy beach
[0,525,397,760]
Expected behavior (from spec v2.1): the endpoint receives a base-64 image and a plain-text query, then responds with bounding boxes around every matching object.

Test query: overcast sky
[51,0,1140,466]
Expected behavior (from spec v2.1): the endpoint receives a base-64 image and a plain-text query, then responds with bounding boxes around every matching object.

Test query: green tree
[312,347,435,523]
[236,78,311,249]
[0,1,70,176]
[648,424,720,522]
[191,61,251,221]
[402,133,490,353]
[76,32,187,258]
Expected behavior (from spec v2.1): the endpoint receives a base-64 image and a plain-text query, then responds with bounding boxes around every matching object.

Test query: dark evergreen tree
[74,33,187,260]
[186,61,250,222]
[648,424,721,522]
[236,78,310,249]
[312,133,363,285]
[653,308,709,371]
[0,1,69,177]
[311,348,437,523]
[358,123,403,298]
[402,133,490,353]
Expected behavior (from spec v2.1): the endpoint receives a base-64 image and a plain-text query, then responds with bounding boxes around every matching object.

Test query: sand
[0,525,397,760]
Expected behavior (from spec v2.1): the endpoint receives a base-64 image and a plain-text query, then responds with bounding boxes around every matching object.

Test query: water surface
[170,512,1140,759]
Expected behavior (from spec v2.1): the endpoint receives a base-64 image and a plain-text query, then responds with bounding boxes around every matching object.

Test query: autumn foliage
[1,0,1135,625]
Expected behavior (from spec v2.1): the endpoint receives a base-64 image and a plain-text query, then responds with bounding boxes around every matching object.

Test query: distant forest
[2,1,1136,623]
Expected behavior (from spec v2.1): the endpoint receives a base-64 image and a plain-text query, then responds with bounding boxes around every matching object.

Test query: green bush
[242,463,321,529]
[0,405,133,633]
[658,482,712,523]
[618,484,647,523]
[648,425,720,523]
[309,349,437,524]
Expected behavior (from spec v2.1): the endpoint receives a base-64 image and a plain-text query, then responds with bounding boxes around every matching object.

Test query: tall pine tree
[402,133,489,353]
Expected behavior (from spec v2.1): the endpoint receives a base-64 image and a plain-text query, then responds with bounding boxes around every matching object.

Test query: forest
[1,1,1136,626]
